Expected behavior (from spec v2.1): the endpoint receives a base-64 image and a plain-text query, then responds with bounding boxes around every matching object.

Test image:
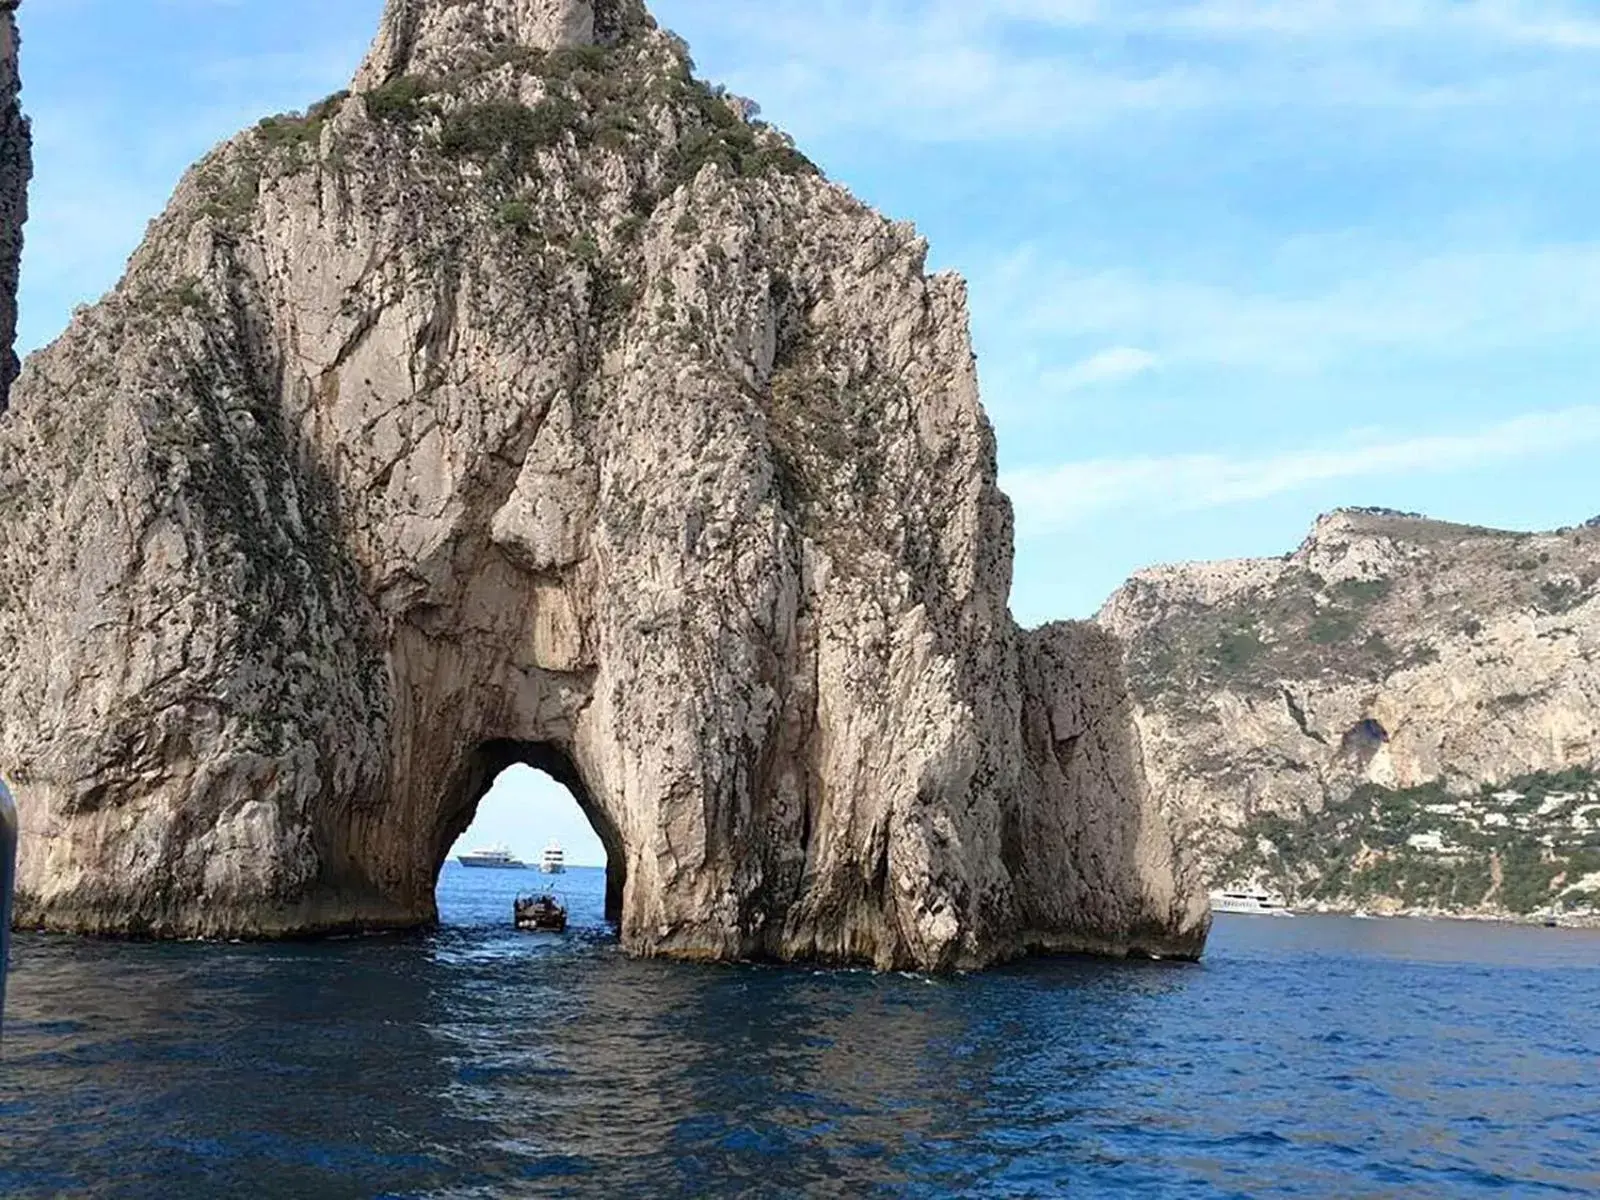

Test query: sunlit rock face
[0,0,29,411]
[0,0,1208,969]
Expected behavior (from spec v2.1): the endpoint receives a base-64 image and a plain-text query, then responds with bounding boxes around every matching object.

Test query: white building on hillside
[1408,830,1451,853]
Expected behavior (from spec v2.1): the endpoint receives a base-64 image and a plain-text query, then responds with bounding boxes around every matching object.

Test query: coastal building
[1407,830,1451,853]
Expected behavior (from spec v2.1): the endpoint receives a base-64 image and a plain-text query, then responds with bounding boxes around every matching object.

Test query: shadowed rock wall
[0,0,29,411]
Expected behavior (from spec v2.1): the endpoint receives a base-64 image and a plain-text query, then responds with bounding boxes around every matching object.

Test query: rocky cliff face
[1101,508,1600,910]
[0,0,1207,968]
[0,0,28,410]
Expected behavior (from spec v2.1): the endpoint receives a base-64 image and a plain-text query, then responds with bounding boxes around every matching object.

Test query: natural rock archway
[449,742,626,923]
[0,0,1209,969]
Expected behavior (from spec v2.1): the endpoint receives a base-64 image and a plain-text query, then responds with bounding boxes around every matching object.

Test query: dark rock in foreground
[0,0,29,411]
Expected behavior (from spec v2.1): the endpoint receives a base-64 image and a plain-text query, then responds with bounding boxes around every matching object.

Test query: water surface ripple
[3,866,1597,1197]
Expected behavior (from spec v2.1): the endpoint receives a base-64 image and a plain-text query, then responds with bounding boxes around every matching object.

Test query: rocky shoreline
[1288,903,1600,929]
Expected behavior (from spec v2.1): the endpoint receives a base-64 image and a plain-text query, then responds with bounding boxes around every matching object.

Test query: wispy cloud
[922,0,1600,50]
[665,0,1600,144]
[693,9,1205,142]
[1041,347,1160,394]
[982,242,1600,374]
[1165,0,1600,49]
[1002,406,1600,533]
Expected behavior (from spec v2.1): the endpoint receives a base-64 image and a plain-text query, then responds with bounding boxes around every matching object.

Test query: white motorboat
[1209,885,1293,916]
[457,844,526,869]
[540,840,566,874]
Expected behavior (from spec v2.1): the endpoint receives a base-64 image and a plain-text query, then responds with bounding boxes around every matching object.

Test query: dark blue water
[3,866,1598,1198]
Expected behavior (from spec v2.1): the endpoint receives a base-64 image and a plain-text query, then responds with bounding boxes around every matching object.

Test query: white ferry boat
[1209,885,1293,916]
[457,844,526,869]
[540,840,566,875]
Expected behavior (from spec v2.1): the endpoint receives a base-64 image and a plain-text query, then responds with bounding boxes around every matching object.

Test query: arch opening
[438,740,625,926]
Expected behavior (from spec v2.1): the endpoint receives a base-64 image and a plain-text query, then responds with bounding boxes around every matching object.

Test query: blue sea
[2,863,1597,1197]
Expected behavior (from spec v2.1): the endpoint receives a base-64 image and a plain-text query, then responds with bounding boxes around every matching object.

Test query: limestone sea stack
[0,0,1208,969]
[0,0,28,411]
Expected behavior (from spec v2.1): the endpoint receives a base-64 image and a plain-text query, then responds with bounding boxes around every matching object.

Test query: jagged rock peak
[355,0,639,90]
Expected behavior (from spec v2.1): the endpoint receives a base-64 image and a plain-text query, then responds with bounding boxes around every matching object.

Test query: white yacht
[1209,885,1293,916]
[457,844,526,869]
[540,840,566,875]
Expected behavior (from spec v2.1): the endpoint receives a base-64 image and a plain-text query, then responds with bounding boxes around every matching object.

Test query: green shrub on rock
[365,75,430,123]
[441,97,582,168]
[496,199,536,233]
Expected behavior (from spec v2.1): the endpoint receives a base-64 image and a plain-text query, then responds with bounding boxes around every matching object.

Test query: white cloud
[936,0,1600,50]
[1168,0,1600,49]
[1002,406,1600,533]
[687,6,1206,142]
[660,0,1600,145]
[981,243,1600,374]
[1041,347,1160,394]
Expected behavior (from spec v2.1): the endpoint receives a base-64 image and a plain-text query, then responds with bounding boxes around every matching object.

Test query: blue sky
[13,0,1600,865]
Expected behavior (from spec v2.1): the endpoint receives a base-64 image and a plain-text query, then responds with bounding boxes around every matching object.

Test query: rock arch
[445,741,624,922]
[0,0,1208,969]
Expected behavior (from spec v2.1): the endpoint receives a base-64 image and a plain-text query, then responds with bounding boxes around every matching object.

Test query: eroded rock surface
[1101,508,1600,890]
[0,0,1207,968]
[0,0,29,410]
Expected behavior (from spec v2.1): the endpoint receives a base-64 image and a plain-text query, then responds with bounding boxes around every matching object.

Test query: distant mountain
[1100,509,1600,921]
